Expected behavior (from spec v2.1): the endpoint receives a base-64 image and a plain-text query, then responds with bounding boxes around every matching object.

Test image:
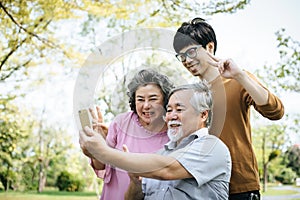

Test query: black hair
[173,17,217,54]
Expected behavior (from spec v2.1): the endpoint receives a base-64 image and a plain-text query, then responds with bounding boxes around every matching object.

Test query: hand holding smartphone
[78,109,92,130]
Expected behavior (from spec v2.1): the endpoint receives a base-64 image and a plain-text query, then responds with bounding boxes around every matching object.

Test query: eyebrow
[136,94,160,98]
[167,102,186,107]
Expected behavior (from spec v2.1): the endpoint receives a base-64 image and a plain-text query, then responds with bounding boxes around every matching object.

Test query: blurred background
[0,0,299,199]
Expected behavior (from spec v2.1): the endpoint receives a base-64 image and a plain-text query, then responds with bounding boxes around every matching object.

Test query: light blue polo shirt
[142,128,232,200]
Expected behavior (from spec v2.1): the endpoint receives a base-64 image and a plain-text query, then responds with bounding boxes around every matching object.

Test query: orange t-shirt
[208,71,284,194]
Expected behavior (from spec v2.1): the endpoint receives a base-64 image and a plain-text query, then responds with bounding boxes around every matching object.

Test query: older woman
[82,68,174,200]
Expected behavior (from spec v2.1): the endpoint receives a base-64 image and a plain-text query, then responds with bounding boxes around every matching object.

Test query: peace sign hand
[89,106,108,137]
[207,52,244,79]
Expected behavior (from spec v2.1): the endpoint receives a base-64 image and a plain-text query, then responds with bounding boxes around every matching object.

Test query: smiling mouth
[170,124,180,128]
[143,112,154,117]
[168,121,182,128]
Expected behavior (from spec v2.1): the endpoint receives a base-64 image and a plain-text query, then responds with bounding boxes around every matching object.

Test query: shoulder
[193,135,230,156]
[114,111,136,122]
[109,112,137,130]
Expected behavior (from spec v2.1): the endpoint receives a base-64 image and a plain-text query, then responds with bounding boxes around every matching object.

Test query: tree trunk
[263,163,268,192]
[262,132,266,192]
[38,166,44,193]
[38,107,45,193]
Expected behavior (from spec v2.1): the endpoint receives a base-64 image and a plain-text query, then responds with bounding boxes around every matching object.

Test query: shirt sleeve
[254,90,285,120]
[245,72,285,120]
[90,158,106,178]
[106,119,119,148]
[170,136,231,187]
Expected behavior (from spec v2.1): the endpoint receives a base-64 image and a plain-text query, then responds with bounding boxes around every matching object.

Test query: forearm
[81,127,189,179]
[124,179,144,200]
[235,71,268,105]
[93,147,175,175]
[91,158,105,170]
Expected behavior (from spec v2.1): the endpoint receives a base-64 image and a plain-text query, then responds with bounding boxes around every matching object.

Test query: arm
[208,54,268,105]
[123,145,144,200]
[79,126,192,180]
[208,53,284,119]
[233,70,268,105]
[90,158,105,170]
[124,174,144,200]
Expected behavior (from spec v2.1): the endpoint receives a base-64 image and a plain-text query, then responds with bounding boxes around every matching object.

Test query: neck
[199,67,219,83]
[139,118,167,133]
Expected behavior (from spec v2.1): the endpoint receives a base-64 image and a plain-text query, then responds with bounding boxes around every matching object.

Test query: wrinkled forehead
[168,90,193,105]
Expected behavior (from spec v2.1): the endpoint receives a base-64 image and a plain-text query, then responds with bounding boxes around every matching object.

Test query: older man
[79,81,232,199]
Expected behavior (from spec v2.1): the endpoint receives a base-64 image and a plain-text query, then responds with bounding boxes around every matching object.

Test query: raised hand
[81,143,94,159]
[79,126,107,159]
[207,52,244,79]
[89,106,108,137]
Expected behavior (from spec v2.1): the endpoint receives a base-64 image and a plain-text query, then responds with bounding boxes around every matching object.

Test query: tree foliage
[1,0,251,81]
[252,124,286,190]
[56,171,84,192]
[284,144,300,176]
[0,0,82,81]
[258,29,300,93]
[275,167,297,184]
[0,95,32,190]
[1,0,256,192]
[253,29,300,186]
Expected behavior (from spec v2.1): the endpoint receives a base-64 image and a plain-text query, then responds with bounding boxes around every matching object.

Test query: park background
[1,0,300,199]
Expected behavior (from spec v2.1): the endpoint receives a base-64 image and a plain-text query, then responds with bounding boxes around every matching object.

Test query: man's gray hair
[168,81,213,127]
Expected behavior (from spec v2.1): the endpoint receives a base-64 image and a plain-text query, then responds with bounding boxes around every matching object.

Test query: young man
[79,82,232,199]
[173,17,284,199]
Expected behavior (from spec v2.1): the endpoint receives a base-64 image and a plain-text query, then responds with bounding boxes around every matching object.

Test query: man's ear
[201,110,209,121]
[205,42,215,54]
[197,110,209,128]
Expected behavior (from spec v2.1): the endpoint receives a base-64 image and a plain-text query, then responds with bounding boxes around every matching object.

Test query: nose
[166,110,178,120]
[185,55,194,63]
[184,58,194,68]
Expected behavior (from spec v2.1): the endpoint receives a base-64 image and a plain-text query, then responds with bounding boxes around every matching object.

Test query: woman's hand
[89,106,108,137]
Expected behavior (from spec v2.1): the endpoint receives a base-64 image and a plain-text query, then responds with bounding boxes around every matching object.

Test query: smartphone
[78,109,92,130]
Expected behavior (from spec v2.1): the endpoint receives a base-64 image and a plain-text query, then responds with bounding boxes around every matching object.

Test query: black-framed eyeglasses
[175,45,202,62]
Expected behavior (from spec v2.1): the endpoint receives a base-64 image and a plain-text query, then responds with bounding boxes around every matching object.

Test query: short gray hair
[168,81,213,127]
[127,68,175,113]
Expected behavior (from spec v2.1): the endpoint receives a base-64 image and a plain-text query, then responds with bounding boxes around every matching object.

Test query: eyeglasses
[175,45,202,62]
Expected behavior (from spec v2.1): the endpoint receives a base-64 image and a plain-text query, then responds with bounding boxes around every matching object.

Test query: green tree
[252,124,286,191]
[0,0,81,81]
[284,144,300,176]
[0,95,32,191]
[257,29,300,93]
[33,125,73,192]
[254,29,300,187]
[1,0,250,80]
[275,167,297,184]
[1,0,253,193]
[56,170,84,192]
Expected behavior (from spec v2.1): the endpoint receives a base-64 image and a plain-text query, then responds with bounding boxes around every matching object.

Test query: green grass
[1,185,300,200]
[262,188,298,196]
[261,184,300,200]
[0,190,99,200]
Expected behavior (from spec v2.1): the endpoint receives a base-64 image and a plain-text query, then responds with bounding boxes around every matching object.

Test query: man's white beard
[167,125,184,143]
